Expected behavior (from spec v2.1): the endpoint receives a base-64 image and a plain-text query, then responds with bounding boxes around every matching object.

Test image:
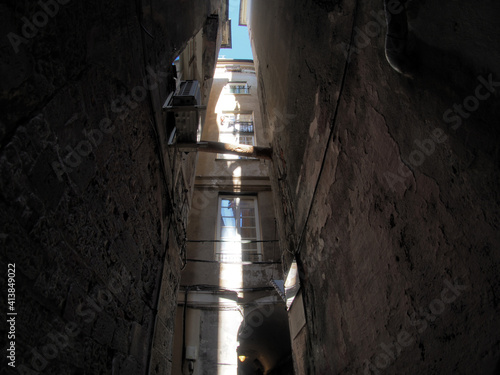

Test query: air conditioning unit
[172,80,201,106]
[173,111,201,143]
[163,80,204,143]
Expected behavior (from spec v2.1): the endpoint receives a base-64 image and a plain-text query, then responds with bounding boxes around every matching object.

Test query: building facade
[171,60,294,375]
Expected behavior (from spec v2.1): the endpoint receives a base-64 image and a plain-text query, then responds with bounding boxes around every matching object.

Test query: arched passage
[237,302,294,375]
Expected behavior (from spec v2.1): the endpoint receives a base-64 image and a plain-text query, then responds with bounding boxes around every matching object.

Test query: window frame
[215,195,262,262]
[217,111,256,160]
[226,81,251,95]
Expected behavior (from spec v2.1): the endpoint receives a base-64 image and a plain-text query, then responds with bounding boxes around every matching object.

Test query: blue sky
[219,0,253,59]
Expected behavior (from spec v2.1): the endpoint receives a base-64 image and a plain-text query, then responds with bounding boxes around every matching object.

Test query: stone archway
[237,302,294,375]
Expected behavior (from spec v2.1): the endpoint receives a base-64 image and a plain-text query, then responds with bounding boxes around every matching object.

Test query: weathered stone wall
[0,0,224,374]
[250,0,500,374]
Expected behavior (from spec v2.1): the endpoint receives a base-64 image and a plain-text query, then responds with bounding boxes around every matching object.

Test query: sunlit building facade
[171,60,294,375]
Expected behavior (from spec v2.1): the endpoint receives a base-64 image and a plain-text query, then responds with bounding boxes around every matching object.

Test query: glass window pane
[221,199,235,214]
[218,196,259,262]
[241,217,256,227]
[221,227,237,238]
[241,228,257,238]
[239,199,254,208]
[241,208,255,217]
[240,125,253,133]
[221,217,236,227]
[221,206,235,216]
[221,198,232,206]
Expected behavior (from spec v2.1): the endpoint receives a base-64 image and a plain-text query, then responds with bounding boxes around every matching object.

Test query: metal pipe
[175,141,273,160]
[181,286,191,374]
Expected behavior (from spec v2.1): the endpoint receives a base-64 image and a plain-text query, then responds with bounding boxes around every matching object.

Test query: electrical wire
[294,0,359,257]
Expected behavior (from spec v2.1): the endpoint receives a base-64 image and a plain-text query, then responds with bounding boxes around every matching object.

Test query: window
[218,112,255,159]
[227,82,250,94]
[217,196,261,262]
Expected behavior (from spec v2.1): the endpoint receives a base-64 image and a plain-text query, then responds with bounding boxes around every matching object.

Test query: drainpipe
[182,286,190,374]
[384,0,410,75]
